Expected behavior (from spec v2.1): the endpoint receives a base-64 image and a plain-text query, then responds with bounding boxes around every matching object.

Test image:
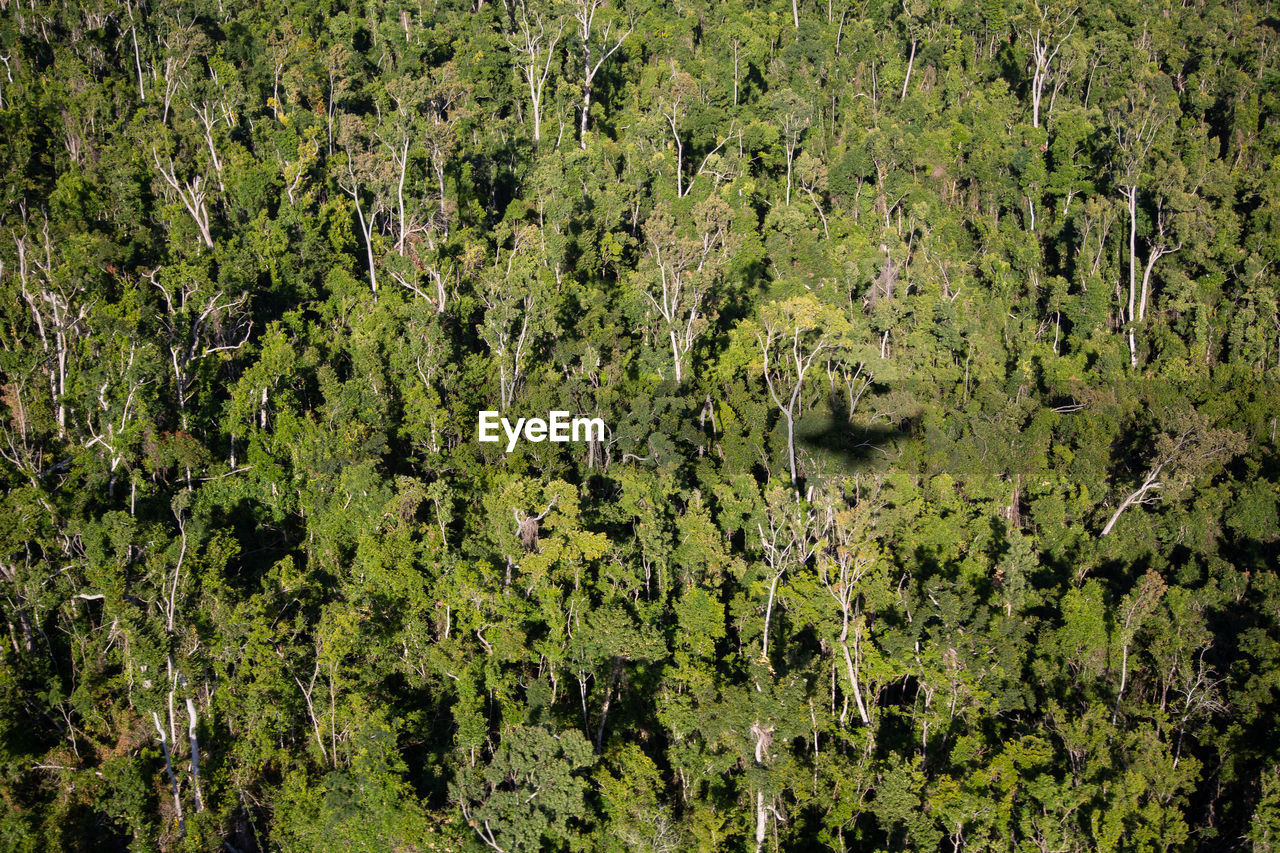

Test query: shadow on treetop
[796,394,905,476]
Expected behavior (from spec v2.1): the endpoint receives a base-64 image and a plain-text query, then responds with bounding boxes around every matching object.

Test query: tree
[756,483,825,664]
[11,218,91,438]
[336,115,389,295]
[813,482,881,726]
[1,2,1279,849]
[506,1,566,146]
[150,144,216,250]
[639,195,735,383]
[1109,82,1174,367]
[753,294,853,490]
[149,266,252,431]
[1111,569,1165,723]
[1019,2,1077,129]
[1100,403,1246,536]
[572,0,630,147]
[453,725,593,853]
[771,89,811,207]
[655,68,699,199]
[478,226,558,411]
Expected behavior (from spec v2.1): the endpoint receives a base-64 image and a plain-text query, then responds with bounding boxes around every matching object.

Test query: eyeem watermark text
[478,411,606,452]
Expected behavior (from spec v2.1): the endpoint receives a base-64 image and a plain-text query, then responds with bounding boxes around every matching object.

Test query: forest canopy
[1,0,1279,851]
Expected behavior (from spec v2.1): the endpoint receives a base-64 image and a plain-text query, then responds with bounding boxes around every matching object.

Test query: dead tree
[572,0,630,147]
[13,225,92,437]
[506,1,564,145]
[515,497,557,550]
[151,148,215,249]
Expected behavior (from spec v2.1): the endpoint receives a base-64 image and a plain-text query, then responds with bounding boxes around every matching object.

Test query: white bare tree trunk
[901,40,917,100]
[342,160,378,294]
[1101,463,1163,536]
[508,3,564,145]
[294,659,330,766]
[185,696,204,812]
[761,569,784,661]
[756,789,768,852]
[128,6,146,103]
[840,621,872,725]
[153,711,186,835]
[1123,185,1138,367]
[1026,12,1075,128]
[574,0,630,148]
[152,150,215,249]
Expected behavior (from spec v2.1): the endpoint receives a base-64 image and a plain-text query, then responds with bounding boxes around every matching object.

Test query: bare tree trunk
[1113,641,1130,723]
[1138,238,1178,324]
[152,151,215,249]
[784,411,798,489]
[594,659,622,752]
[1027,13,1075,128]
[670,118,684,197]
[508,3,564,145]
[785,147,794,205]
[344,161,378,295]
[756,789,768,852]
[1032,66,1044,128]
[1101,464,1162,536]
[395,137,409,254]
[761,569,784,661]
[901,40,917,100]
[434,267,447,313]
[1138,252,1158,324]
[294,660,329,766]
[153,711,186,835]
[185,696,204,812]
[733,41,740,105]
[839,620,872,725]
[129,16,145,102]
[1124,185,1138,367]
[574,1,629,147]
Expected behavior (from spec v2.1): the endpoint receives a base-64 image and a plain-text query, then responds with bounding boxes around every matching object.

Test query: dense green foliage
[2,0,1279,850]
